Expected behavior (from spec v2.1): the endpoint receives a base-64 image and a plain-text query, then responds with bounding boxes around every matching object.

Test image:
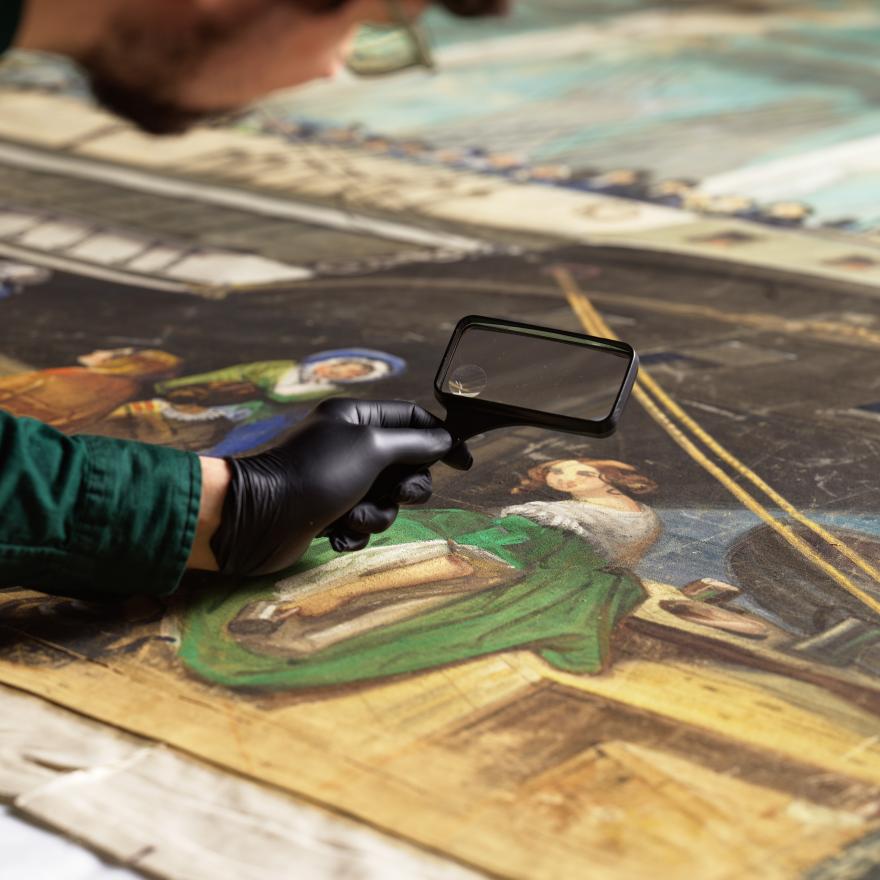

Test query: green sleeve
[156,361,294,396]
[1,0,23,53]
[178,510,647,689]
[0,410,201,600]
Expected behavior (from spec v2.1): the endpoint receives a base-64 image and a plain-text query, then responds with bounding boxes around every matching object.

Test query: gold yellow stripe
[554,266,880,618]
[639,368,880,585]
[565,275,880,587]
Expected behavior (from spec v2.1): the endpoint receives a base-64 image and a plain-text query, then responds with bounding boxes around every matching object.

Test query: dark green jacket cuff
[0,411,201,599]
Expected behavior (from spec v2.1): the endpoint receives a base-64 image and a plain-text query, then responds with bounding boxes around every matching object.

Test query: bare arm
[186,457,231,572]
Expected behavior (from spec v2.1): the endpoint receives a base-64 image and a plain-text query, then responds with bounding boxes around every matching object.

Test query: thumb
[371,427,452,467]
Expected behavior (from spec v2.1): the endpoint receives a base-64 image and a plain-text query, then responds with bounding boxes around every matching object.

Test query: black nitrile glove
[210,399,472,576]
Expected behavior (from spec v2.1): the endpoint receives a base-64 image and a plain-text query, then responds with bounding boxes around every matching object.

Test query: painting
[2,2,880,878]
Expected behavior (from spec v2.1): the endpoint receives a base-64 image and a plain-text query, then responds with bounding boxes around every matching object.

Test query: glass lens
[440,324,631,422]
[346,25,423,76]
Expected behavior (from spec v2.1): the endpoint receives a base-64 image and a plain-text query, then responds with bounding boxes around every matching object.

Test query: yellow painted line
[639,367,880,586]
[554,267,880,619]
[564,274,880,587]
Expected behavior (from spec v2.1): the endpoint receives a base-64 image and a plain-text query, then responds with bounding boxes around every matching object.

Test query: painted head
[24,0,508,136]
[301,348,406,384]
[77,348,183,380]
[512,458,657,500]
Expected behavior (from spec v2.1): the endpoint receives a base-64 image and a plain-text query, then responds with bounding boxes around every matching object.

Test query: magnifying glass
[435,315,639,441]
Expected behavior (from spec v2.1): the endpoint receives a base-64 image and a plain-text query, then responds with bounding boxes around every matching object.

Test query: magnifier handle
[442,406,517,443]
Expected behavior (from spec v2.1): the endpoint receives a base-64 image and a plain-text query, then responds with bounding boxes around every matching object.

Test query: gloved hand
[210,399,472,576]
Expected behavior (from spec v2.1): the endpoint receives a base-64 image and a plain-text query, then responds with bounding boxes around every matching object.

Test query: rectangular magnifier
[434,315,639,441]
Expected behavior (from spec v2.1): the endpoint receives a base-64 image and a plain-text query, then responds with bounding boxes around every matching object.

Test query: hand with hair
[192,399,471,577]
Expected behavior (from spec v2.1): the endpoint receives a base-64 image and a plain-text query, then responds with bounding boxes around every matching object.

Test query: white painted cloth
[499,500,662,567]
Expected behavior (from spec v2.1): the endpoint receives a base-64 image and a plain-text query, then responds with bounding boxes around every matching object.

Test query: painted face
[311,361,375,381]
[545,460,606,495]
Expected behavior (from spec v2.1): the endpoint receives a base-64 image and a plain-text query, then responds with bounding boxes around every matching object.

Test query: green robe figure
[155,348,407,455]
[178,508,648,690]
[157,349,406,409]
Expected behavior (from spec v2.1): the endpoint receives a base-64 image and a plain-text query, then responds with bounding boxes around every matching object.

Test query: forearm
[0,410,201,599]
[186,457,231,572]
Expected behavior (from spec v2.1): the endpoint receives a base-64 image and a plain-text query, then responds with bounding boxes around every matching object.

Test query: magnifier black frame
[434,315,639,440]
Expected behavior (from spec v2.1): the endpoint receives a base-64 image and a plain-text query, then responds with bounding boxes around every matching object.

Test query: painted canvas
[1,2,880,877]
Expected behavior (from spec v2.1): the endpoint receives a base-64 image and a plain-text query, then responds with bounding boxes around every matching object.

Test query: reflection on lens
[449,363,488,398]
